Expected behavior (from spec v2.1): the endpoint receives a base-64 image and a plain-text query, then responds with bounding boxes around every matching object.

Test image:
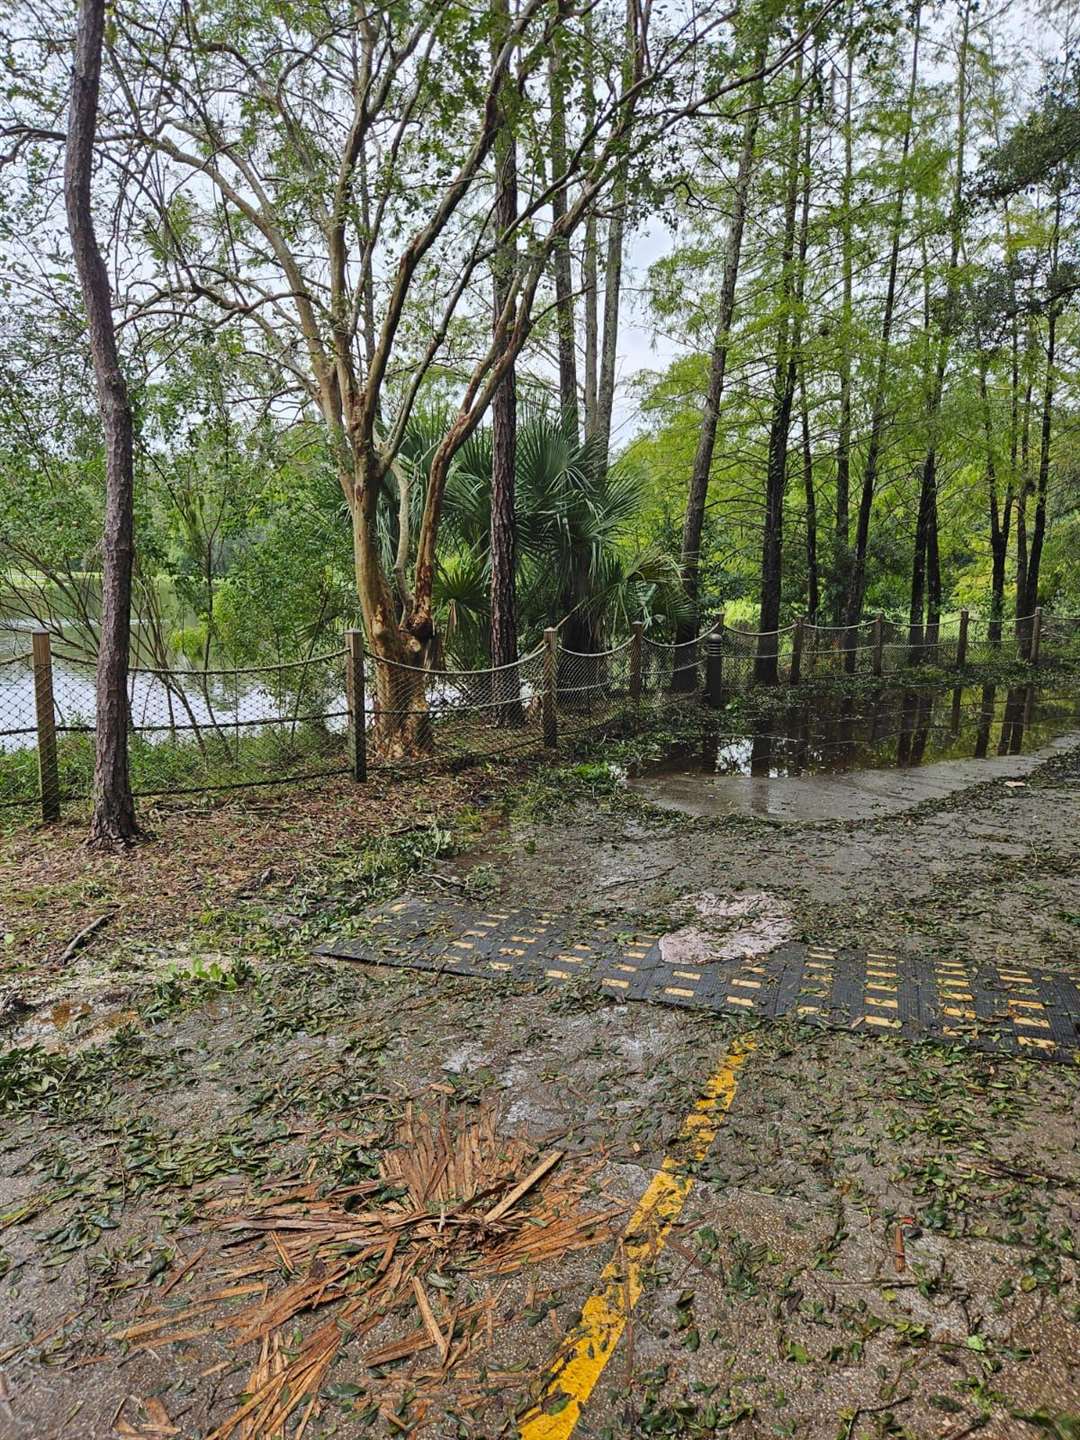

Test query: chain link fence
[0,624,39,812]
[2,606,1078,821]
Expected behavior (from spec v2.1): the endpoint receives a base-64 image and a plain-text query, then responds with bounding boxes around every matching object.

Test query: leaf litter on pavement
[113,1098,624,1439]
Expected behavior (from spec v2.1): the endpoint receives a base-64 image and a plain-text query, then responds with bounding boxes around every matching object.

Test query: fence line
[2,604,1078,821]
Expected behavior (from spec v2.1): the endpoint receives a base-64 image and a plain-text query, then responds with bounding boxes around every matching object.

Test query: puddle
[627,684,1080,821]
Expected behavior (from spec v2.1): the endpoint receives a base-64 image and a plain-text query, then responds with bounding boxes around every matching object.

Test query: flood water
[627,684,1080,821]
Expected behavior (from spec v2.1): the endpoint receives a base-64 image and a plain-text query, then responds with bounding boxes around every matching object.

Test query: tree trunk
[755,51,806,684]
[549,0,579,436]
[65,0,140,848]
[489,0,520,720]
[800,366,819,623]
[592,0,636,477]
[593,198,626,479]
[1021,193,1061,649]
[844,7,922,652]
[1022,300,1056,641]
[833,32,854,623]
[980,357,1011,647]
[909,0,970,665]
[582,7,600,439]
[1016,350,1033,640]
[677,47,765,647]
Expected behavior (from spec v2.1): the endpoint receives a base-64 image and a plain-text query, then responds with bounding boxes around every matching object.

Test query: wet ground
[1,705,1078,1439]
[627,683,1080,820]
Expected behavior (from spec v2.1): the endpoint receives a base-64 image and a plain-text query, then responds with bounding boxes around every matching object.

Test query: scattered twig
[54,911,114,965]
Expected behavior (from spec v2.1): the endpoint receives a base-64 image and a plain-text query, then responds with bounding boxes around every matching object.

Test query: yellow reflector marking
[518,1039,753,1440]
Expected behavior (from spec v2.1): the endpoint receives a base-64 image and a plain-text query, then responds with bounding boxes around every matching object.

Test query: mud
[0,730,1078,1438]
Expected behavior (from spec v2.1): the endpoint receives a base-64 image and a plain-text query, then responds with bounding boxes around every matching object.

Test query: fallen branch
[54,912,114,965]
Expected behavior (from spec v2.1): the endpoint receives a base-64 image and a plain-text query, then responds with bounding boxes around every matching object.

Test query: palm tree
[434,411,687,666]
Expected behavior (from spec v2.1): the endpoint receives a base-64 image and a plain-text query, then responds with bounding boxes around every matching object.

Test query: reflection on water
[638,685,1079,779]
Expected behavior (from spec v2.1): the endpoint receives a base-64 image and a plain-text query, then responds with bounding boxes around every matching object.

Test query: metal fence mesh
[1,608,1077,819]
[366,646,549,770]
[0,625,38,810]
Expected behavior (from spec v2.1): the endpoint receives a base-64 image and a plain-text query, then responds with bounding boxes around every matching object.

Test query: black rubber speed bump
[315,896,1079,1063]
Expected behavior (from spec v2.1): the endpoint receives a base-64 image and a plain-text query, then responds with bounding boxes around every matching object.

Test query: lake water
[0,623,346,750]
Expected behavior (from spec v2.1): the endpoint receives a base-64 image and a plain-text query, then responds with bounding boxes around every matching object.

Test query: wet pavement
[2,716,1079,1439]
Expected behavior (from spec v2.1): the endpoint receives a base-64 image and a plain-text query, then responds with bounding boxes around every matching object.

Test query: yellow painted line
[518,1039,753,1440]
[601,977,629,991]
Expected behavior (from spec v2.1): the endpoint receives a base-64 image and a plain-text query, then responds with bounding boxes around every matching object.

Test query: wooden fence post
[629,621,643,702]
[705,626,724,708]
[1030,606,1043,668]
[542,626,558,747]
[345,628,366,781]
[789,616,803,687]
[872,613,884,678]
[956,608,969,670]
[32,630,60,822]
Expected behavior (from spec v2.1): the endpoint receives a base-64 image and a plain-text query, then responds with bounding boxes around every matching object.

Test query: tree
[489,0,520,719]
[57,0,823,755]
[676,37,767,652]
[64,0,139,846]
